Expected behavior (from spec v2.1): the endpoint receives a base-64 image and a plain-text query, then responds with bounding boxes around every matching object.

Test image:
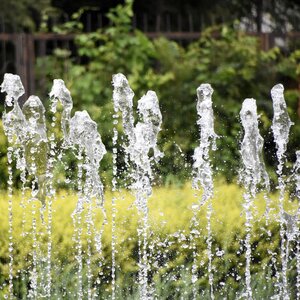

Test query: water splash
[292,151,300,199]
[50,78,107,298]
[1,74,27,176]
[22,96,48,298]
[271,84,293,162]
[131,91,163,211]
[288,151,300,299]
[239,98,269,194]
[1,73,25,107]
[69,110,107,298]
[22,96,48,206]
[27,194,38,299]
[2,72,300,299]
[111,74,134,298]
[271,84,293,299]
[239,98,269,299]
[6,147,14,300]
[192,84,217,201]
[112,74,163,299]
[1,74,25,299]
[49,79,73,143]
[45,80,73,297]
[72,150,84,299]
[192,83,217,299]
[69,110,106,211]
[111,111,119,300]
[134,91,163,300]
[1,75,51,298]
[112,73,135,145]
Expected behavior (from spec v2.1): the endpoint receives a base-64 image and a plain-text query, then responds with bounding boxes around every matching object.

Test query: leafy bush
[32,0,300,186]
[0,183,298,298]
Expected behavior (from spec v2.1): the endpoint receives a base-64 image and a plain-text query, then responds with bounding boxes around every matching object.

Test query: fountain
[50,79,107,299]
[239,98,269,299]
[112,74,163,299]
[271,84,294,299]
[1,74,26,299]
[192,83,217,299]
[0,73,300,299]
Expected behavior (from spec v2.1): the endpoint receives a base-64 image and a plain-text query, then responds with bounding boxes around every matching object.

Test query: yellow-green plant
[0,183,298,298]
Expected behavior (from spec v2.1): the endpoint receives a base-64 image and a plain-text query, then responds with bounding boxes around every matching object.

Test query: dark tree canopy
[0,0,51,32]
[1,0,300,33]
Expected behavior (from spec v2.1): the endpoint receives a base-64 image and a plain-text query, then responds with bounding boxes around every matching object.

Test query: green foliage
[1,0,52,32]
[1,0,300,187]
[34,0,300,185]
[0,183,298,298]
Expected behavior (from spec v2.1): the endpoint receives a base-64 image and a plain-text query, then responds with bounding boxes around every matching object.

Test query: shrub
[0,183,298,298]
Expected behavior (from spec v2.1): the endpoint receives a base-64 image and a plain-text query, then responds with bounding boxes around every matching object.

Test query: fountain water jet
[291,151,300,299]
[17,94,49,298]
[111,73,135,299]
[271,84,293,299]
[50,80,107,299]
[1,74,52,298]
[239,98,270,299]
[49,79,73,144]
[112,74,163,299]
[2,72,300,299]
[192,83,217,299]
[69,111,107,299]
[0,73,25,299]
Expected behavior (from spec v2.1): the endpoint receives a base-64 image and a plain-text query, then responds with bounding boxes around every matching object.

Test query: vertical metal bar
[156,14,161,32]
[211,14,215,26]
[97,13,103,29]
[143,13,148,32]
[14,34,19,75]
[87,12,92,32]
[166,13,171,32]
[36,37,47,94]
[177,13,182,32]
[15,34,21,80]
[188,13,194,32]
[1,16,7,74]
[27,34,35,95]
[22,34,28,101]
[14,34,28,103]
[200,14,204,31]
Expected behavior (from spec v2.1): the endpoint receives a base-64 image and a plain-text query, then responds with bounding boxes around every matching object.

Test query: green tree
[0,0,52,32]
[35,0,300,185]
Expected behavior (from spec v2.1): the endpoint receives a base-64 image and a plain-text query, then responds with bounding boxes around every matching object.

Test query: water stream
[112,74,163,299]
[271,84,293,299]
[192,83,217,299]
[1,73,300,299]
[239,98,269,299]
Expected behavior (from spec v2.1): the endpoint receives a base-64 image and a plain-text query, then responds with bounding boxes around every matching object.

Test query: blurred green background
[0,0,300,187]
[1,0,300,298]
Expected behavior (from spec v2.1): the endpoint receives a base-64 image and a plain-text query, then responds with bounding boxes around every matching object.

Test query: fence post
[14,34,27,102]
[14,34,35,103]
[259,33,269,51]
[27,34,35,97]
